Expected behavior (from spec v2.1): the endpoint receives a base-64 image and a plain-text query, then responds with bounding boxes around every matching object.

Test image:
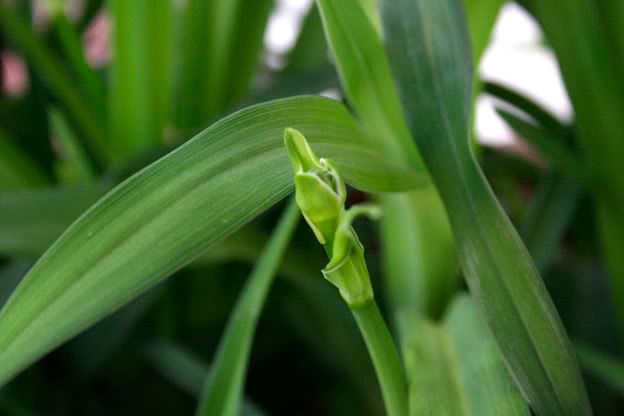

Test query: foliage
[0,0,621,414]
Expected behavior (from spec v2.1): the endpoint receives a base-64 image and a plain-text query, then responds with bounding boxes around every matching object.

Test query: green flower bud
[284,128,381,308]
[284,128,346,245]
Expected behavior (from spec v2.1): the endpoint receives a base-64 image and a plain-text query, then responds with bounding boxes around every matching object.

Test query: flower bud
[284,128,346,245]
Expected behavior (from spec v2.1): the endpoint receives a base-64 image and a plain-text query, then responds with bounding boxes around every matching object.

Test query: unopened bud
[284,128,346,245]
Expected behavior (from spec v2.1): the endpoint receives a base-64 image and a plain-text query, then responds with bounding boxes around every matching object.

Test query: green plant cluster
[0,0,622,415]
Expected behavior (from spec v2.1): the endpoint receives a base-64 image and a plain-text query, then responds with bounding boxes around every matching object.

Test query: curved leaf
[0,96,423,386]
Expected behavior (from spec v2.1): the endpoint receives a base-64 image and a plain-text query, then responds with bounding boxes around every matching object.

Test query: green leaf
[108,0,174,159]
[400,295,529,415]
[173,0,273,130]
[381,0,591,414]
[49,108,97,183]
[49,10,105,124]
[521,172,580,271]
[0,96,423,386]
[196,199,300,416]
[145,340,210,398]
[483,81,566,135]
[525,0,624,341]
[496,109,585,181]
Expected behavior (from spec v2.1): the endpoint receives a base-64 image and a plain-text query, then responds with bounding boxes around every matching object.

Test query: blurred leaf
[173,0,273,130]
[483,81,566,135]
[463,0,504,64]
[0,96,424,386]
[49,108,96,183]
[400,295,529,415]
[108,0,174,159]
[575,342,624,397]
[0,184,110,257]
[145,340,210,398]
[49,10,105,124]
[496,109,585,181]
[0,3,107,160]
[522,172,580,271]
[525,0,624,341]
[381,0,591,414]
[197,200,300,416]
[0,132,48,191]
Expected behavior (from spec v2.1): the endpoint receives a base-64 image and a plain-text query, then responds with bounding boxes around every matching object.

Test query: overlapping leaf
[381,0,591,413]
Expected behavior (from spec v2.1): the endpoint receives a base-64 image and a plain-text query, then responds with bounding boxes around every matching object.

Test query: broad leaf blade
[381,0,591,414]
[0,96,423,386]
[400,295,529,415]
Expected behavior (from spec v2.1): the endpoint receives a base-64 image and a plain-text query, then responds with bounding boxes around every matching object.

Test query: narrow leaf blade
[196,199,300,416]
[381,0,591,414]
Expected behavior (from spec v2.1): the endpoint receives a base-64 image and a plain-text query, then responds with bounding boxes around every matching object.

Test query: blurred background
[0,0,622,414]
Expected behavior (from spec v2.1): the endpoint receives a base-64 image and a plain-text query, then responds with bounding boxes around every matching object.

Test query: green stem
[352,301,408,416]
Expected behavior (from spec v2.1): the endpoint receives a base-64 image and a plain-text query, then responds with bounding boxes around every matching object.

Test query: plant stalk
[352,300,408,416]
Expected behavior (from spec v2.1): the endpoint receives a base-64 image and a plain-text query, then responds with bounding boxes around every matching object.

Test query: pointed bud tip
[284,128,322,173]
